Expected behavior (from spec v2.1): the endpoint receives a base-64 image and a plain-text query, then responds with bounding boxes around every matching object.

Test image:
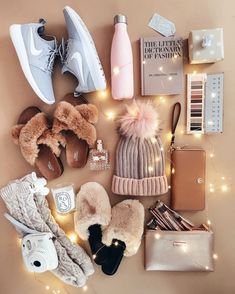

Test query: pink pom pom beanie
[112,100,168,196]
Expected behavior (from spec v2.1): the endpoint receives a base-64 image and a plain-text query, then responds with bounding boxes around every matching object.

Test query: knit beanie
[112,100,168,196]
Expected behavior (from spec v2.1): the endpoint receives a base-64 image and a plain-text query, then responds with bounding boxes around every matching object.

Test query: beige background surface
[0,0,235,293]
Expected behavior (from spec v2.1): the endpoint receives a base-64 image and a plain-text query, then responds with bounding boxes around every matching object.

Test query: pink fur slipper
[102,199,145,257]
[74,182,111,240]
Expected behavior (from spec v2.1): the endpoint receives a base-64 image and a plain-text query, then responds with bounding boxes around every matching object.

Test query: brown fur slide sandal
[11,107,65,180]
[53,94,98,168]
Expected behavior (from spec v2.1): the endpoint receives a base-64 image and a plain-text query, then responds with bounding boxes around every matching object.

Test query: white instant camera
[21,232,58,273]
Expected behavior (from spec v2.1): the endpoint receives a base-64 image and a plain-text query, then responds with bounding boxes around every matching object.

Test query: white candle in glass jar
[51,184,75,214]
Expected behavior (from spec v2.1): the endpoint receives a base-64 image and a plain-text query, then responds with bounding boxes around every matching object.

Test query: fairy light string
[96,90,222,264]
[33,270,94,294]
[15,62,224,291]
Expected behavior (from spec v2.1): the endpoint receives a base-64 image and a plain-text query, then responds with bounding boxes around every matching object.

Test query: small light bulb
[209,187,215,193]
[107,111,115,120]
[173,54,178,59]
[92,254,96,259]
[68,233,77,243]
[205,266,209,270]
[171,167,175,174]
[45,286,50,291]
[182,245,188,253]
[130,110,137,116]
[17,238,21,247]
[168,185,171,189]
[180,130,184,134]
[83,285,88,292]
[113,67,120,75]
[99,90,108,99]
[159,66,163,71]
[221,176,225,180]
[156,157,160,162]
[148,166,154,172]
[114,241,119,246]
[213,254,218,260]
[160,147,164,151]
[209,153,214,158]
[154,122,159,128]
[159,97,166,103]
[193,70,197,75]
[54,212,68,222]
[57,290,61,294]
[142,60,146,65]
[211,93,216,98]
[221,185,228,192]
[167,132,172,140]
[207,220,211,226]
[155,233,161,240]
[168,76,173,81]
[151,137,157,143]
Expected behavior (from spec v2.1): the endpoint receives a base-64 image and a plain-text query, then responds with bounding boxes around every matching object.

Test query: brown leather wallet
[170,103,206,211]
[171,148,206,211]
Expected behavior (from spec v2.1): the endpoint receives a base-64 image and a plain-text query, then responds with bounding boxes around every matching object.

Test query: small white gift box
[188,28,224,64]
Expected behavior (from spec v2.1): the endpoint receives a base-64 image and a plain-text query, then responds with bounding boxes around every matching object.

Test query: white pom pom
[118,100,160,139]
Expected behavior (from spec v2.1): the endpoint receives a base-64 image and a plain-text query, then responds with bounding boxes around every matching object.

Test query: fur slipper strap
[53,101,98,146]
[37,130,66,157]
[11,113,65,165]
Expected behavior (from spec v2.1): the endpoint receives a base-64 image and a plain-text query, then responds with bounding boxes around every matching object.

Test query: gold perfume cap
[97,140,103,151]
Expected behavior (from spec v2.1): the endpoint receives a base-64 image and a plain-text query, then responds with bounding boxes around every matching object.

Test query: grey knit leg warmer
[0,174,94,287]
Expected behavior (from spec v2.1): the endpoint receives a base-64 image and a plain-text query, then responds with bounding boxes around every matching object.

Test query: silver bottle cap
[114,14,127,25]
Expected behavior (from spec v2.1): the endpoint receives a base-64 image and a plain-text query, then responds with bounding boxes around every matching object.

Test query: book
[140,36,184,96]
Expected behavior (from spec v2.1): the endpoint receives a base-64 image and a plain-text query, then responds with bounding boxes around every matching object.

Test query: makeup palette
[187,73,224,134]
[187,73,206,133]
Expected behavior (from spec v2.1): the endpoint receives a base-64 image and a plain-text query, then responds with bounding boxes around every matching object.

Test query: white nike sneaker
[60,6,106,95]
[9,19,57,104]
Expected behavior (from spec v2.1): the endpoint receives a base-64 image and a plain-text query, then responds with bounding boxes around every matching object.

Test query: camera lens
[33,261,41,267]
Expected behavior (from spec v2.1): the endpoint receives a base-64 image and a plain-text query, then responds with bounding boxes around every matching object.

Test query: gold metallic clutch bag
[145,230,214,271]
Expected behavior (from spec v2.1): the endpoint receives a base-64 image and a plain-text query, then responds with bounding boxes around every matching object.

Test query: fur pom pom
[118,100,160,139]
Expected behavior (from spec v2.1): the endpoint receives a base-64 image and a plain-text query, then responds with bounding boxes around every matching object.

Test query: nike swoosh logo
[71,52,85,85]
[30,28,42,56]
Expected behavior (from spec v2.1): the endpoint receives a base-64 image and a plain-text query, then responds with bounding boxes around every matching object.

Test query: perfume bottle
[89,140,110,170]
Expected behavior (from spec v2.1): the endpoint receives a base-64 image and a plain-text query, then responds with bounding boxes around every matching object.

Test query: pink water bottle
[111,14,134,100]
